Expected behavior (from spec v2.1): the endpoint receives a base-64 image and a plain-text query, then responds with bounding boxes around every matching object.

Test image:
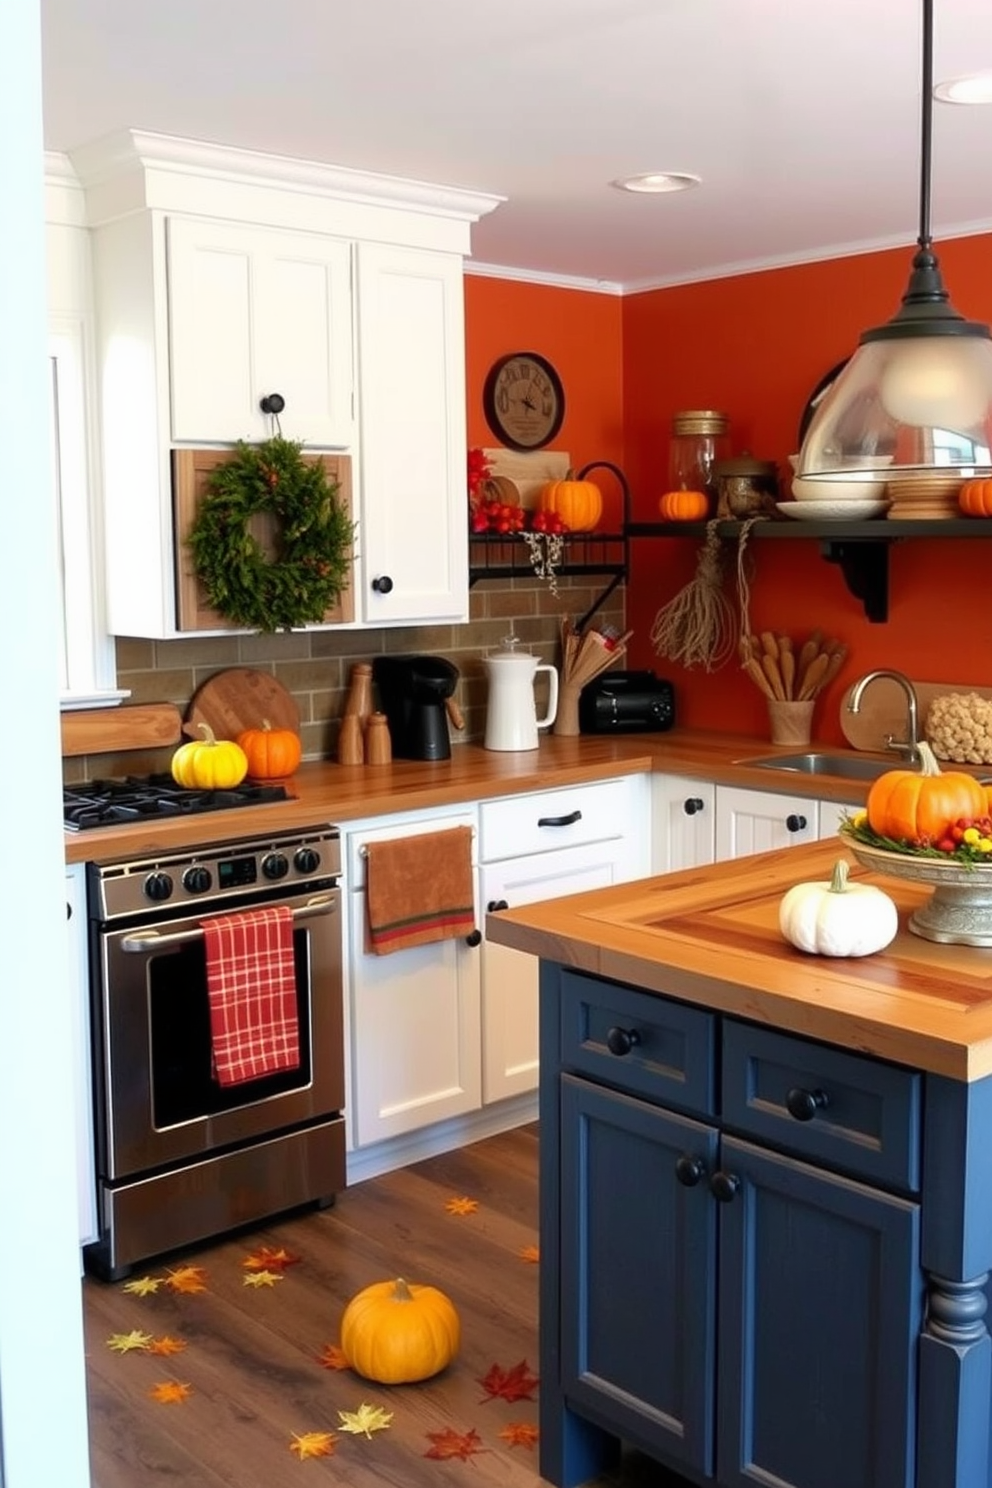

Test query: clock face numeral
[483,352,565,452]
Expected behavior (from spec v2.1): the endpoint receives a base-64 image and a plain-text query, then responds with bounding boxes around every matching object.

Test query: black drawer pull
[786,1086,829,1122]
[537,809,583,828]
[606,1025,640,1057]
[464,929,482,948]
[675,1155,705,1187]
[683,797,705,816]
[785,813,808,833]
[487,899,509,913]
[710,1171,740,1203]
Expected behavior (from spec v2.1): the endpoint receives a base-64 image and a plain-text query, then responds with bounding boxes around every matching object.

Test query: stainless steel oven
[84,825,344,1280]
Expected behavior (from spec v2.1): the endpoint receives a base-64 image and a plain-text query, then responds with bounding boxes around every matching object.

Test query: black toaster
[578,670,675,733]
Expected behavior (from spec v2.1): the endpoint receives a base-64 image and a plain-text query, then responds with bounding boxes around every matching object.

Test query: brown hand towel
[365,826,475,956]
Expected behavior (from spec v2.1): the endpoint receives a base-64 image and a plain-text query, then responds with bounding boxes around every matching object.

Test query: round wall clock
[483,351,565,451]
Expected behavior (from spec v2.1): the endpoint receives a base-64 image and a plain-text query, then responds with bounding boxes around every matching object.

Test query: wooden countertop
[63,728,880,864]
[485,836,992,1083]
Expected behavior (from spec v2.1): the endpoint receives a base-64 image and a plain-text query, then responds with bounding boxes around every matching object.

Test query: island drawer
[722,1021,921,1191]
[559,971,715,1117]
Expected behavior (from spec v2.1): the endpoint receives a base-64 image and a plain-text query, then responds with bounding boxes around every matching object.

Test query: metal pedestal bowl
[848,841,992,947]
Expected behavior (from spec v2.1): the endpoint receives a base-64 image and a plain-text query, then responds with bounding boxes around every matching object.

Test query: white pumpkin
[779,859,898,958]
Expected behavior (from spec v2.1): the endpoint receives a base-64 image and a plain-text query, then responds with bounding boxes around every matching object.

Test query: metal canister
[712,453,779,518]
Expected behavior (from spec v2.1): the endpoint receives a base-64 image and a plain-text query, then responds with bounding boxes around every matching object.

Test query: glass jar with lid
[667,410,730,514]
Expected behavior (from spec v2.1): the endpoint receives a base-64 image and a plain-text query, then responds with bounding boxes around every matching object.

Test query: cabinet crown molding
[67,128,505,233]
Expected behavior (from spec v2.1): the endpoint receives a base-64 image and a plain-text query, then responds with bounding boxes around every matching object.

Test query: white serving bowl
[792,470,889,503]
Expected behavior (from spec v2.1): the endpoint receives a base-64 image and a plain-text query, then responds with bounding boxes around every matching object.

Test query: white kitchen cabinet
[714,783,819,858]
[343,810,482,1150]
[166,216,356,448]
[651,775,717,871]
[818,796,859,839]
[65,865,97,1250]
[479,777,651,1105]
[71,130,500,638]
[355,243,469,624]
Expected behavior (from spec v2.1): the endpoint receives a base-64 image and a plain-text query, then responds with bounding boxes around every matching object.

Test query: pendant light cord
[919,0,933,250]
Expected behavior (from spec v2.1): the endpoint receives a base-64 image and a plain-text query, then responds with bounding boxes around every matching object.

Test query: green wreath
[188,437,355,632]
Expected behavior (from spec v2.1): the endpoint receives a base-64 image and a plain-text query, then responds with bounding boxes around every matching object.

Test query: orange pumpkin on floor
[537,471,603,532]
[340,1277,460,1384]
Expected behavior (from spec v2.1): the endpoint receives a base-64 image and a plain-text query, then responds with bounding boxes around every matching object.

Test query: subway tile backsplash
[64,576,625,782]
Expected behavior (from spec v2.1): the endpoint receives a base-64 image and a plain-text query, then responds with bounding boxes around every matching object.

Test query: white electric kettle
[484,633,559,752]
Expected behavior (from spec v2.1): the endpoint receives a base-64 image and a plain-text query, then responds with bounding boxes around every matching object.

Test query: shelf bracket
[819,538,891,623]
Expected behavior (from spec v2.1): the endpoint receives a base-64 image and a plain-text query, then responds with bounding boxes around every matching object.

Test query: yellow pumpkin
[171,724,248,790]
[658,489,710,522]
[866,740,987,845]
[537,471,603,532]
[340,1277,460,1384]
[235,718,302,782]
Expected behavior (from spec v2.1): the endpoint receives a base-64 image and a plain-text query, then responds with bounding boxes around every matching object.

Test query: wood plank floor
[82,1125,682,1487]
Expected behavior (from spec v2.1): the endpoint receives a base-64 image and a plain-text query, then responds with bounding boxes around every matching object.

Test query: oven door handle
[119,895,338,953]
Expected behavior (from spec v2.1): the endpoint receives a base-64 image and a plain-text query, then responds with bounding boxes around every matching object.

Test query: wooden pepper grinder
[364,711,392,764]
[338,662,373,764]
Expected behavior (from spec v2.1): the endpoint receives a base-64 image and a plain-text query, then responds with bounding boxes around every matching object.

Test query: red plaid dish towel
[202,906,301,1087]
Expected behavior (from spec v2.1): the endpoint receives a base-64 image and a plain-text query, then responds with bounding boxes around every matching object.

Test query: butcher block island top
[484,835,992,1083]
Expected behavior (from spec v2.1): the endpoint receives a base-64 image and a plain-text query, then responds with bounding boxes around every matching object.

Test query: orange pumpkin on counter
[866,741,987,843]
[537,471,603,532]
[658,489,710,522]
[236,718,302,782]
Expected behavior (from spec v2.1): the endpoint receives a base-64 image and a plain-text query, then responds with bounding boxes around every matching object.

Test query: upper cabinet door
[355,243,469,624]
[166,217,356,449]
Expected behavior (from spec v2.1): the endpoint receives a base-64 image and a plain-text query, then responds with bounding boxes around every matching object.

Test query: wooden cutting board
[183,668,301,741]
[840,679,992,753]
[61,703,183,758]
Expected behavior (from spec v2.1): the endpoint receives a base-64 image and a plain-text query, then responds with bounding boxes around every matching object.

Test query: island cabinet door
[559,1074,719,1478]
[715,1134,921,1488]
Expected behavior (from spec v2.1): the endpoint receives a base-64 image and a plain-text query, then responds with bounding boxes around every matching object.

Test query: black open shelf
[469,530,628,628]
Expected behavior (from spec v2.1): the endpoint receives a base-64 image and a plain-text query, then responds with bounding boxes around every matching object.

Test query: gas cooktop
[63,774,291,832]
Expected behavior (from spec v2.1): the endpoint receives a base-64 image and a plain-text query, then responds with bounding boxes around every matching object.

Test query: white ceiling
[39,0,992,292]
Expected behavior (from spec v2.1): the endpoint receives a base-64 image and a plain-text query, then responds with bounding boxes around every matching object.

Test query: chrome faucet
[847,669,921,762]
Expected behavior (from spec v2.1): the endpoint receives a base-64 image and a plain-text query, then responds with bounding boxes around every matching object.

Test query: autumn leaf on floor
[241,1245,301,1272]
[519,1244,540,1264]
[424,1427,487,1461]
[316,1343,349,1371]
[122,1275,163,1297]
[290,1431,337,1461]
[148,1336,187,1357]
[149,1380,192,1405]
[499,1422,540,1450]
[165,1265,209,1295]
[444,1196,479,1216]
[242,1269,283,1289]
[106,1330,153,1354]
[338,1403,394,1439]
[478,1359,540,1403]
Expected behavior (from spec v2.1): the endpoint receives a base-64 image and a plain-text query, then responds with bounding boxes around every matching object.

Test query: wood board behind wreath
[172,449,355,631]
[482,448,569,508]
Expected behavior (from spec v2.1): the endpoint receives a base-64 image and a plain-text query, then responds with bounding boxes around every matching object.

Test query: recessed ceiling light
[934,72,992,104]
[610,172,701,195]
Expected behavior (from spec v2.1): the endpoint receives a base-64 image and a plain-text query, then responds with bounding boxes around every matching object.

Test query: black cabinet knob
[606,1025,641,1057]
[710,1171,740,1203]
[465,928,482,947]
[785,814,808,833]
[675,1155,705,1187]
[683,797,705,816]
[371,575,394,594]
[487,899,509,913]
[786,1086,829,1122]
[259,392,285,415]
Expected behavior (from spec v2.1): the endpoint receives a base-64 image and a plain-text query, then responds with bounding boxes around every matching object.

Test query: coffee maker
[373,655,460,761]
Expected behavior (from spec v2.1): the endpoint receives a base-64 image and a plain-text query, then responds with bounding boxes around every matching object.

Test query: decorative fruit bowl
[844,838,992,946]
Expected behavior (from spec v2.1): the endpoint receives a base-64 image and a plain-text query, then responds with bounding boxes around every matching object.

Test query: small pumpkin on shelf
[658,489,710,522]
[339,1277,460,1384]
[171,724,248,790]
[865,740,987,843]
[779,859,898,957]
[537,470,603,532]
[235,718,302,782]
[959,478,992,517]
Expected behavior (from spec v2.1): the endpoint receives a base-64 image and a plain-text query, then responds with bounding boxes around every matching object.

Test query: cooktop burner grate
[63,774,291,832]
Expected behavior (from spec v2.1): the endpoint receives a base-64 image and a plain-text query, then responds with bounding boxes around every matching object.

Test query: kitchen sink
[740,750,992,782]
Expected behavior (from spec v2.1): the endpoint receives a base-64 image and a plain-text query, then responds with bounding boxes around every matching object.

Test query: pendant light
[798,0,992,482]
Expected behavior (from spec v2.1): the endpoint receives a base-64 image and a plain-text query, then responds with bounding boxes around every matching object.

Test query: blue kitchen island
[485,838,992,1488]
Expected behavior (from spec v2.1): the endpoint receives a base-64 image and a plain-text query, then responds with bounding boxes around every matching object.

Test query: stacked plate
[885,472,962,519]
[780,461,891,522]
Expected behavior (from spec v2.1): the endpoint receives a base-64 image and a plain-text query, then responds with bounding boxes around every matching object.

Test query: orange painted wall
[465,238,992,747]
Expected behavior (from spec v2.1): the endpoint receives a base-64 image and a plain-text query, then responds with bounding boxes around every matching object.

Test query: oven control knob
[294,847,321,875]
[144,871,174,902]
[262,852,290,880]
[182,866,213,894]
